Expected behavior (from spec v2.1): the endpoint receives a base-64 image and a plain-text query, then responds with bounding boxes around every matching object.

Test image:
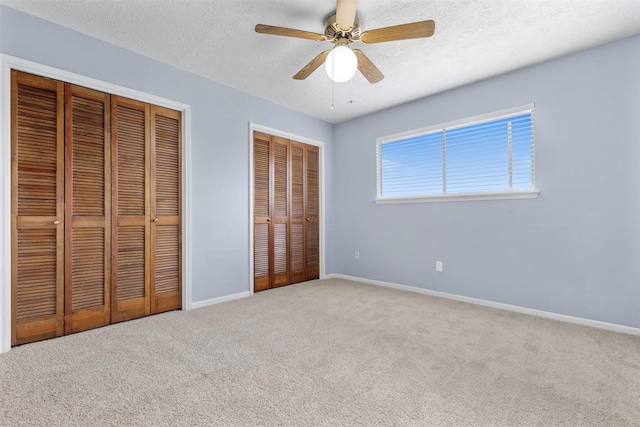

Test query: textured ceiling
[2,0,640,124]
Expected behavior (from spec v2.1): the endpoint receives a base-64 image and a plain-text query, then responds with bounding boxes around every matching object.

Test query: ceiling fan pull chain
[331,60,335,110]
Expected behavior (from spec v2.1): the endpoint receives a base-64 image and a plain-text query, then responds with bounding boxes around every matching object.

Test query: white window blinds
[376,106,535,201]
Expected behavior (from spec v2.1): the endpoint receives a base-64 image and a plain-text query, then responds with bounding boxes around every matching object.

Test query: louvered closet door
[305,145,320,280]
[64,84,112,334]
[289,142,305,284]
[150,106,182,313]
[253,132,319,291]
[11,71,65,345]
[253,132,271,292]
[253,133,290,290]
[111,96,150,322]
[272,137,290,287]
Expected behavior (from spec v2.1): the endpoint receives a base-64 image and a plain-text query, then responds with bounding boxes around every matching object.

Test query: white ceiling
[2,0,640,124]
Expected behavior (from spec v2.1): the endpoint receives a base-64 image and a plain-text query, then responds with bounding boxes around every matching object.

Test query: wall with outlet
[331,34,640,329]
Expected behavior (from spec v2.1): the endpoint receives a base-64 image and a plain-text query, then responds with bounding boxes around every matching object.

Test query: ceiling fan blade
[293,50,331,80]
[336,0,358,31]
[360,20,435,44]
[255,24,325,42]
[353,49,384,84]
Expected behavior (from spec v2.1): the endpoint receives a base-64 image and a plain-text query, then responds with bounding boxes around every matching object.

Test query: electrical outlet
[436,261,443,272]
[355,251,360,260]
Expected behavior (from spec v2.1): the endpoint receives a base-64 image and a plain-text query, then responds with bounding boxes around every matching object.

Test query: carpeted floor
[1,278,639,426]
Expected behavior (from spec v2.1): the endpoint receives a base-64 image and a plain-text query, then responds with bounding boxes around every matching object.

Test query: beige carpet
[1,278,639,426]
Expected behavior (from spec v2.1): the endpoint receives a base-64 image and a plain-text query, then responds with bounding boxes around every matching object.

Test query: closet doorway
[10,70,182,346]
[252,131,320,292]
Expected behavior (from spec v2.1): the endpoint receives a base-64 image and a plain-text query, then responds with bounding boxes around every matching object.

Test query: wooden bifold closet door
[11,71,181,346]
[149,105,182,314]
[11,72,65,345]
[111,97,182,322]
[111,96,149,322]
[64,83,112,334]
[253,131,319,292]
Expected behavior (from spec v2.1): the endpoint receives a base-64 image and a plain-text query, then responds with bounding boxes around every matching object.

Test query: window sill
[374,190,540,204]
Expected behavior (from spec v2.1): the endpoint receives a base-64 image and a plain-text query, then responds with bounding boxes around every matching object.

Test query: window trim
[374,189,539,204]
[375,103,538,203]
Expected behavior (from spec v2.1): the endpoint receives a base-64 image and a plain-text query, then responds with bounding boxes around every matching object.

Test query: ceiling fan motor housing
[324,13,361,42]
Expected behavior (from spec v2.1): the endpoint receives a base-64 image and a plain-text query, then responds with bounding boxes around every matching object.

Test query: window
[376,105,538,203]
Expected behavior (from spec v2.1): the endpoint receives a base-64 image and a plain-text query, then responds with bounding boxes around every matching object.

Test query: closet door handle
[53,220,60,225]
[153,218,159,223]
[266,218,271,222]
[306,218,310,221]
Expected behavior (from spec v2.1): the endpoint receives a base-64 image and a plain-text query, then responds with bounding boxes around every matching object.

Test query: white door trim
[248,123,327,294]
[0,54,193,353]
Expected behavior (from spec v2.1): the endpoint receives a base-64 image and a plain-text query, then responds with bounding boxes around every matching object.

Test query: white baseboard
[190,291,252,310]
[325,273,640,337]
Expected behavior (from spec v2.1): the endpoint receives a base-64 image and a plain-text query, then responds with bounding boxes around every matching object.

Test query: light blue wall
[332,35,640,328]
[2,5,639,329]
[0,5,334,303]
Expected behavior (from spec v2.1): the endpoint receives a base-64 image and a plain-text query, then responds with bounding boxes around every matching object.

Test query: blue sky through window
[379,112,533,198]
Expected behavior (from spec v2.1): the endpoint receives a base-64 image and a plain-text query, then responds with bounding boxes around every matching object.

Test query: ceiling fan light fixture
[325,45,358,83]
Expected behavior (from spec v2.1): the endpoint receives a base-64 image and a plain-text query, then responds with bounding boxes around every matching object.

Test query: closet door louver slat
[115,227,145,302]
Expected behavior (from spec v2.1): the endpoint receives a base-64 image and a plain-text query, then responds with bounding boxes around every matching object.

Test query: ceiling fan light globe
[325,45,358,83]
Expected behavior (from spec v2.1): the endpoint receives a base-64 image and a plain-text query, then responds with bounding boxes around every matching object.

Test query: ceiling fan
[255,0,435,84]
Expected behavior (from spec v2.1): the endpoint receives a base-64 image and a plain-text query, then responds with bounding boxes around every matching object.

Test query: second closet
[253,132,319,291]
